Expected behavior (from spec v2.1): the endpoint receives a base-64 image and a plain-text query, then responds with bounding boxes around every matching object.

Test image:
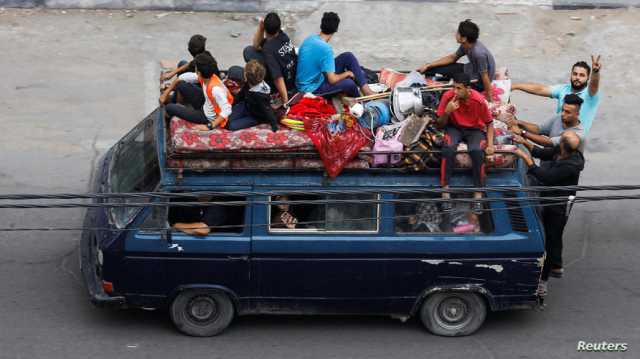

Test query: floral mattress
[170,117,315,153]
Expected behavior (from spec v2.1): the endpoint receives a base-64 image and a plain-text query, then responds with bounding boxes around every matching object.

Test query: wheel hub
[436,296,472,330]
[187,296,218,323]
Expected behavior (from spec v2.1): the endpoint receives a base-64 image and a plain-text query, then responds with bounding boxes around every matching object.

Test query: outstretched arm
[417,53,459,73]
[252,19,265,50]
[589,54,601,97]
[511,82,552,98]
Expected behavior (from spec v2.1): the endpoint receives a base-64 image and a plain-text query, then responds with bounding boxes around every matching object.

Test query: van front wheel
[420,292,486,337]
[170,289,234,337]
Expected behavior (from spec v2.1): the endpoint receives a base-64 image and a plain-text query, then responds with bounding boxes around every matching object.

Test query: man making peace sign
[511,55,602,135]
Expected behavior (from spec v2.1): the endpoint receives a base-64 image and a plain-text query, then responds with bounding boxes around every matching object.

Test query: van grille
[504,193,528,232]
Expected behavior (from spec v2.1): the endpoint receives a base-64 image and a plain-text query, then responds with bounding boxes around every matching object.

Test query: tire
[170,289,234,337]
[419,292,487,337]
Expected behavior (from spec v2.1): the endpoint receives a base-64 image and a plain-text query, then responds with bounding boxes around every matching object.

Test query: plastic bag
[305,118,371,178]
[373,122,405,167]
[395,70,427,88]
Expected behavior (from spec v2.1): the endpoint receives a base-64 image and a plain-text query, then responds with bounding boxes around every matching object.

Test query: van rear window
[268,194,379,233]
[395,193,493,234]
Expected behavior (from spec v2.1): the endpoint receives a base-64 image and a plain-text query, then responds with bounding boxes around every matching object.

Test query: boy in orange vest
[160,53,233,131]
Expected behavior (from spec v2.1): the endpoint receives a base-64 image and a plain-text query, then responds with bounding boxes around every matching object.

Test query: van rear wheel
[170,289,234,337]
[420,292,486,337]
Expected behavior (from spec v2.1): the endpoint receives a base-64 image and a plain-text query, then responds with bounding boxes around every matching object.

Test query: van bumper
[80,232,127,308]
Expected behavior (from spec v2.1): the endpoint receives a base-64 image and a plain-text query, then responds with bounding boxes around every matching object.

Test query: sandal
[550,267,564,278]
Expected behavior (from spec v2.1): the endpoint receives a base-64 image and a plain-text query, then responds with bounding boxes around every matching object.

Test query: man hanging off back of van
[437,73,495,213]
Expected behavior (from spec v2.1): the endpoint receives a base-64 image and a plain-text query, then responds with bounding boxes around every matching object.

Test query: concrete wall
[1,0,639,11]
[0,0,321,12]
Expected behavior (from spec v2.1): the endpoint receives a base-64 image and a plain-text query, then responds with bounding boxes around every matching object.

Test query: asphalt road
[0,3,639,358]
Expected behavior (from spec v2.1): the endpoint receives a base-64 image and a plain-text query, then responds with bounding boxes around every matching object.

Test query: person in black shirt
[161,34,208,81]
[513,131,585,295]
[243,12,298,104]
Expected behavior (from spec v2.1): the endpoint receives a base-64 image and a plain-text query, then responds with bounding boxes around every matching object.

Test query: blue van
[81,108,545,337]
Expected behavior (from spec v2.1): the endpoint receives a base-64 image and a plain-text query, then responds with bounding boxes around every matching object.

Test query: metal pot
[391,87,425,122]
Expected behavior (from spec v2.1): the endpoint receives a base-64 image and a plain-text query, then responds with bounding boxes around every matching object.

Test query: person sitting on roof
[160,34,208,82]
[295,12,374,98]
[160,52,233,131]
[417,19,495,102]
[243,12,298,105]
[227,60,279,131]
[436,73,495,213]
[507,94,586,153]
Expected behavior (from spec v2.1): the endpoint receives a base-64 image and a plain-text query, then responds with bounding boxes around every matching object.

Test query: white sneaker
[537,280,548,297]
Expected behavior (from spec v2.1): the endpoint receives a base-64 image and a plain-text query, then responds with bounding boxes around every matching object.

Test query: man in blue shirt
[295,12,374,98]
[511,56,602,134]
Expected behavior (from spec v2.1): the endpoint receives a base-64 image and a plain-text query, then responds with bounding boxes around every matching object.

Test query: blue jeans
[314,52,367,97]
[227,103,258,131]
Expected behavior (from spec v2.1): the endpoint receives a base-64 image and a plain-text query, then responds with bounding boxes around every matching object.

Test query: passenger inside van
[169,196,246,235]
[270,195,299,229]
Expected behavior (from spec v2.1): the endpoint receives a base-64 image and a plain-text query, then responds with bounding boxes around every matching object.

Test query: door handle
[226,255,249,261]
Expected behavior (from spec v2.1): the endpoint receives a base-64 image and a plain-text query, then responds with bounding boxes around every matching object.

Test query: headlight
[97,249,104,266]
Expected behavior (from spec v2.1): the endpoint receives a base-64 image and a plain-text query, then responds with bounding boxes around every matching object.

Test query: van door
[250,192,389,314]
[163,194,252,303]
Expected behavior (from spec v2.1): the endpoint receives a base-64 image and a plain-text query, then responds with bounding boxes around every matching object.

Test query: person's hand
[258,18,264,31]
[417,63,430,74]
[513,148,529,159]
[159,93,169,105]
[591,54,602,73]
[485,145,495,156]
[344,70,355,79]
[160,71,174,82]
[445,98,459,114]
[502,113,517,128]
[511,134,526,144]
[509,125,523,135]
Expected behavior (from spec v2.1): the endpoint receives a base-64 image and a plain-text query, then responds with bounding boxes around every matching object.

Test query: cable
[2,193,640,209]
[0,200,609,233]
[2,185,640,201]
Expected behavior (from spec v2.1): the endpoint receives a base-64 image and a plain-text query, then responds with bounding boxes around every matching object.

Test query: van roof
[155,109,527,189]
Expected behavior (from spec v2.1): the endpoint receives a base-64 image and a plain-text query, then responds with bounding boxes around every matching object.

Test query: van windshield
[108,114,160,228]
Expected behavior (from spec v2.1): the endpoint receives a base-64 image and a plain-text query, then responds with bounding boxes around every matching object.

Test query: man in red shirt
[436,73,495,212]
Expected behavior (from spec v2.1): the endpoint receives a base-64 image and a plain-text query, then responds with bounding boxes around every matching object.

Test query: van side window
[139,206,168,233]
[109,116,160,228]
[168,195,246,236]
[269,194,378,233]
[395,193,494,234]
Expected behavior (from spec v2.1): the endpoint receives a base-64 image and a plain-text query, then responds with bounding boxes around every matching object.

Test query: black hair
[264,12,281,36]
[188,34,207,57]
[561,140,575,154]
[194,52,220,78]
[572,61,591,76]
[320,12,340,34]
[452,72,471,86]
[458,19,479,43]
[564,93,584,109]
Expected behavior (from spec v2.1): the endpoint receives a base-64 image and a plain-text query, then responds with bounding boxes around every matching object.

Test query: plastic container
[358,101,391,129]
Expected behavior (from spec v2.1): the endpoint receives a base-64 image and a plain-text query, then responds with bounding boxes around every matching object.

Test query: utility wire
[1,193,640,209]
[1,185,640,201]
[0,200,611,233]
